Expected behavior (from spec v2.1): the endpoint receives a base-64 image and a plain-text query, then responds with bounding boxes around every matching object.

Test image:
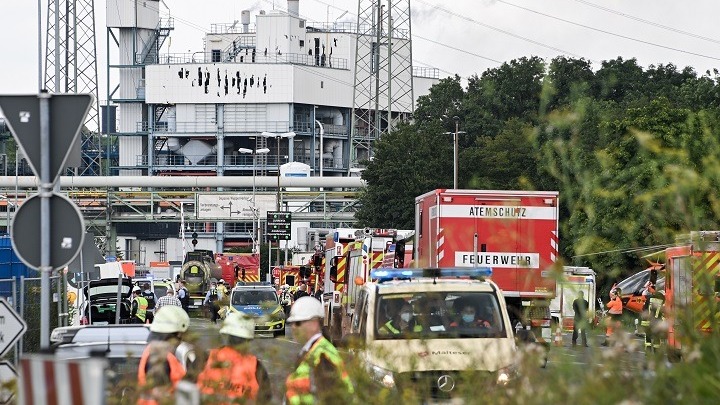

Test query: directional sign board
[0,361,17,404]
[11,192,85,271]
[0,298,27,357]
[196,194,276,220]
[266,211,291,241]
[0,94,92,183]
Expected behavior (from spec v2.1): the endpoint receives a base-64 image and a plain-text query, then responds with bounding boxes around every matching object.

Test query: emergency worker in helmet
[131,286,149,324]
[285,296,354,405]
[197,311,272,403]
[137,306,195,405]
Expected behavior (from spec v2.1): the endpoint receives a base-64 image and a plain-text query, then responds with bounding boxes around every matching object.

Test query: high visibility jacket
[134,296,149,322]
[197,347,260,401]
[137,343,186,405]
[607,297,623,315]
[285,337,354,405]
[380,319,422,334]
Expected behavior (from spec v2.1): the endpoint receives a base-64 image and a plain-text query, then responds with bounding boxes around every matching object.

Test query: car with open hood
[227,283,285,337]
[80,278,133,325]
[347,268,518,402]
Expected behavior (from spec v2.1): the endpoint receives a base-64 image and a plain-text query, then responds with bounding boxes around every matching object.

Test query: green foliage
[357,54,720,291]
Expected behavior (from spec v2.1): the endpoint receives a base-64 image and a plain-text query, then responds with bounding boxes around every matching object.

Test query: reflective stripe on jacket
[380,319,422,334]
[197,347,260,401]
[285,337,354,405]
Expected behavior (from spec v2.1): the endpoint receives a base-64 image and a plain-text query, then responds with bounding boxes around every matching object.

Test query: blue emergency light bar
[370,267,493,282]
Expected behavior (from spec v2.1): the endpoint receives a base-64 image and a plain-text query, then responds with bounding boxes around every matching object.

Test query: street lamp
[238,147,270,255]
[444,116,466,189]
[260,131,296,269]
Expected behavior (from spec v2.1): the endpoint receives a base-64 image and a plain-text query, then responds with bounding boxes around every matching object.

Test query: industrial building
[4,0,440,266]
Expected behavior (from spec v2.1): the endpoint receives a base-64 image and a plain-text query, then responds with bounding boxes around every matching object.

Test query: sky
[2,0,720,98]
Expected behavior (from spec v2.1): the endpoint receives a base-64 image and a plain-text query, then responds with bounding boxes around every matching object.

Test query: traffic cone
[554,327,563,346]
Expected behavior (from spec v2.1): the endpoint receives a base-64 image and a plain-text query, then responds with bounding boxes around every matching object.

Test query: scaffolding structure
[44,0,101,176]
[351,0,415,169]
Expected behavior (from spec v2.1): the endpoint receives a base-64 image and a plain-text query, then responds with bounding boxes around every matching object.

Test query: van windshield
[232,290,278,306]
[375,292,506,340]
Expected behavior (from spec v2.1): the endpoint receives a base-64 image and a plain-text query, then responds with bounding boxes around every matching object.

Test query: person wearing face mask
[379,302,423,335]
[449,305,491,329]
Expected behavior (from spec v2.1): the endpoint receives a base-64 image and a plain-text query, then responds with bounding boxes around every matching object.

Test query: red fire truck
[664,231,720,361]
[415,189,559,344]
[215,253,260,286]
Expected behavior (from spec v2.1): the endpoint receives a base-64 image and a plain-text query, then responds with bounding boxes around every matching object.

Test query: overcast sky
[2,0,720,98]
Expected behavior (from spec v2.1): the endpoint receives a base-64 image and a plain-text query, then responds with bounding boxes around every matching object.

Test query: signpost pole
[39,93,52,349]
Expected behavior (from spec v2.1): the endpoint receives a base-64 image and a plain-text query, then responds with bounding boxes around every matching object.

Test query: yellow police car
[227,283,285,337]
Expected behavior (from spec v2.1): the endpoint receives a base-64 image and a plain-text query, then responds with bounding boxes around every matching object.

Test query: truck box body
[550,266,596,331]
[415,189,559,297]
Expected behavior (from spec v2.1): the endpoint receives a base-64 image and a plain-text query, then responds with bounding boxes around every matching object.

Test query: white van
[348,268,518,401]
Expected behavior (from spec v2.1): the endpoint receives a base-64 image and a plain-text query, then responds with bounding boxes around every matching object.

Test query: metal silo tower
[351,0,415,169]
[44,0,101,176]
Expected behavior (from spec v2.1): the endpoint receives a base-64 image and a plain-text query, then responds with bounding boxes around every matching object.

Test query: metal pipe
[12,276,18,361]
[0,176,365,188]
[19,275,24,354]
[39,93,51,349]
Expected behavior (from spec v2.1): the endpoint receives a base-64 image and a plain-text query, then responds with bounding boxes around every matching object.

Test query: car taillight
[80,316,88,325]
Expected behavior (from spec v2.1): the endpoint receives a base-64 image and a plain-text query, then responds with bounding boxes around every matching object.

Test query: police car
[227,283,285,337]
[348,268,518,401]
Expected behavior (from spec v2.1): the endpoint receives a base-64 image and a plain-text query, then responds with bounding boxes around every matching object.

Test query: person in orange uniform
[602,286,623,346]
[197,311,272,403]
[137,306,192,405]
[285,296,354,405]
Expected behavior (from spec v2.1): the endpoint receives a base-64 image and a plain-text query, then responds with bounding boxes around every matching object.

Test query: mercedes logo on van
[437,374,455,393]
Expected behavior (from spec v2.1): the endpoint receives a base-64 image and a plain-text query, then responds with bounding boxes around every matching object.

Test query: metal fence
[0,275,62,364]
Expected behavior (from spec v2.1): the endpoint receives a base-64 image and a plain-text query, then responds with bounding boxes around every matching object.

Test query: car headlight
[496,365,517,386]
[368,364,396,388]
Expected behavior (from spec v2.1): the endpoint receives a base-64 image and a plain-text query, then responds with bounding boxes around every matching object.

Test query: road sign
[0,361,17,404]
[0,298,27,357]
[266,211,291,241]
[196,194,276,220]
[0,94,92,183]
[11,193,85,271]
[67,232,104,274]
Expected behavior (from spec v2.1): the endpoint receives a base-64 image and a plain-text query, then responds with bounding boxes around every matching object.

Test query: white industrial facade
[106,0,438,264]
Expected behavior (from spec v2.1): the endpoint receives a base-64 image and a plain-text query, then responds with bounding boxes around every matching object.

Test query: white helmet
[219,279,225,284]
[151,306,190,334]
[132,286,141,293]
[287,296,325,323]
[219,311,255,339]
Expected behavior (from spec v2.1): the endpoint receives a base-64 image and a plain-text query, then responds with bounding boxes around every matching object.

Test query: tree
[356,123,452,228]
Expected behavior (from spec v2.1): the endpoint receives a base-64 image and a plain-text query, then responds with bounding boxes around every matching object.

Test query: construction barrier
[18,355,106,405]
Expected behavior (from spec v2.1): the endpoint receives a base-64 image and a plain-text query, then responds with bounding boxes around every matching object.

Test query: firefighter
[602,287,623,346]
[280,284,293,318]
[285,296,354,404]
[137,306,192,405]
[217,279,229,296]
[204,281,223,324]
[197,311,272,403]
[644,290,665,350]
[131,286,149,324]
